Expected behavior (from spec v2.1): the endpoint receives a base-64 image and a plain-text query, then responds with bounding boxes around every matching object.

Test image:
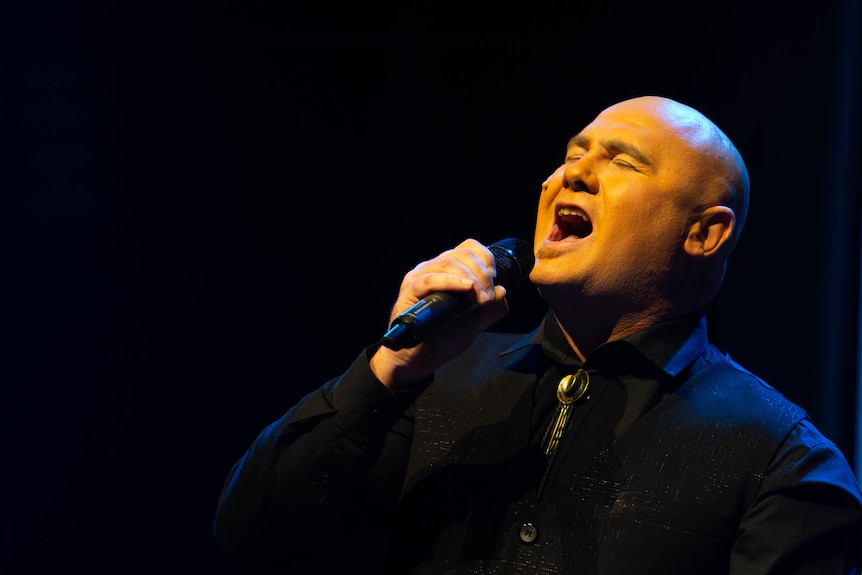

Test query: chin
[529,262,574,290]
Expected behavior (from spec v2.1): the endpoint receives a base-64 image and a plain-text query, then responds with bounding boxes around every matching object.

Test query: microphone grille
[489,238,535,289]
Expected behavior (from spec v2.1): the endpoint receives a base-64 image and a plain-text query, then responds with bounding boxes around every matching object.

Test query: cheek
[608,192,675,231]
[605,201,683,257]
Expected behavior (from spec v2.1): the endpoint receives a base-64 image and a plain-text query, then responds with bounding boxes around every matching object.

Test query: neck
[550,301,679,362]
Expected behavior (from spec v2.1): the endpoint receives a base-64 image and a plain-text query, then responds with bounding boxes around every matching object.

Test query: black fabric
[390,314,810,573]
[214,313,862,574]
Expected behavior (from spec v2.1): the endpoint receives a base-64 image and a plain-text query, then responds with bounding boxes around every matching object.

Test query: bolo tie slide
[544,369,590,457]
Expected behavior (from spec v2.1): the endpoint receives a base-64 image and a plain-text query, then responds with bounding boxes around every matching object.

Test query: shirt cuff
[331,344,430,440]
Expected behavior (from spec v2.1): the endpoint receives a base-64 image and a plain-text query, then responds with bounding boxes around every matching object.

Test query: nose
[561,159,594,193]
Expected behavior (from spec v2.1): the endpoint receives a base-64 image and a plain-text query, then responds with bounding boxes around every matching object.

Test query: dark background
[5,2,861,572]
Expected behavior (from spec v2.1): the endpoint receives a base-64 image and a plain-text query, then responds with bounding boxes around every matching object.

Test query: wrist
[369,346,432,391]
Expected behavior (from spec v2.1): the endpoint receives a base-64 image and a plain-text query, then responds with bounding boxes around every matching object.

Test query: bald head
[607,96,751,248]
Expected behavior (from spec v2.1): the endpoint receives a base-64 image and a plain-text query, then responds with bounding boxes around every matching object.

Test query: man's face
[530,98,709,313]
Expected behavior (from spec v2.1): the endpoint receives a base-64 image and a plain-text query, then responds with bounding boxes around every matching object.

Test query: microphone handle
[381,291,470,350]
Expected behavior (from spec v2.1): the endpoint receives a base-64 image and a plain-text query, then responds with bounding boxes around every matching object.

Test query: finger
[427,239,498,299]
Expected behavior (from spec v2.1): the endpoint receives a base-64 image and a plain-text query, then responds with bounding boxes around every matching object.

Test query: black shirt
[214,311,862,574]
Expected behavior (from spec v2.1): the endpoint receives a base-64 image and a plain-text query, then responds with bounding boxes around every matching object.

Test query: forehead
[573,100,708,162]
[588,103,675,141]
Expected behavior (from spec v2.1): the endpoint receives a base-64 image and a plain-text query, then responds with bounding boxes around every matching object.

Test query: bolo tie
[543,368,591,457]
[538,368,590,496]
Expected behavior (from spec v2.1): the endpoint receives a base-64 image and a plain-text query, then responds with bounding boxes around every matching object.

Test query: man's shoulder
[678,352,808,430]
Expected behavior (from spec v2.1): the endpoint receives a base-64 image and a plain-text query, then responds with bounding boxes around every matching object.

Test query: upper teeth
[558,206,589,220]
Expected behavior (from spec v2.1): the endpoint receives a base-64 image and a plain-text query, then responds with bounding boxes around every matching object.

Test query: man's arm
[213,346,423,570]
[730,419,862,574]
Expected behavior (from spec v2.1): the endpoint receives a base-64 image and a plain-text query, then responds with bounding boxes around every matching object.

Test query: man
[214,96,862,573]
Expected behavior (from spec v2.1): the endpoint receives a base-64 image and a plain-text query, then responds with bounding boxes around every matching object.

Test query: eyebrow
[567,134,654,168]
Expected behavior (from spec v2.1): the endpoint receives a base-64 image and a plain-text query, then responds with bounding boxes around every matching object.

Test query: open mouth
[554,206,593,239]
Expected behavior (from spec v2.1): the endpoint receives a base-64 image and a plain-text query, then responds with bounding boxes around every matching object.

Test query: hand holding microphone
[381,238,535,350]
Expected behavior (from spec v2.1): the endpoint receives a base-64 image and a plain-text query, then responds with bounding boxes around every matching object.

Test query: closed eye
[612,158,638,170]
[604,139,654,171]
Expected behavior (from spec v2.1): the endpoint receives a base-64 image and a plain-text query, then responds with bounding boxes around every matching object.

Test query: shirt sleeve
[730,418,862,574]
[213,345,428,571]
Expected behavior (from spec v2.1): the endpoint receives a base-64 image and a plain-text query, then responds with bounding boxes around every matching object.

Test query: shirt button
[519,522,539,544]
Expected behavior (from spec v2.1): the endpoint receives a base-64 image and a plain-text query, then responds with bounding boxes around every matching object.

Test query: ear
[684,206,735,257]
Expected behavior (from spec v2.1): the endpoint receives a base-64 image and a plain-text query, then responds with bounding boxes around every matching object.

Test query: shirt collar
[510,309,709,380]
[621,310,709,377]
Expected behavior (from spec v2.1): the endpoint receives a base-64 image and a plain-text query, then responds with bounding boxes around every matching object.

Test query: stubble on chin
[534,244,565,261]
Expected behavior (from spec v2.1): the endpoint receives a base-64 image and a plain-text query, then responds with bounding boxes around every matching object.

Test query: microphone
[381,238,535,350]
